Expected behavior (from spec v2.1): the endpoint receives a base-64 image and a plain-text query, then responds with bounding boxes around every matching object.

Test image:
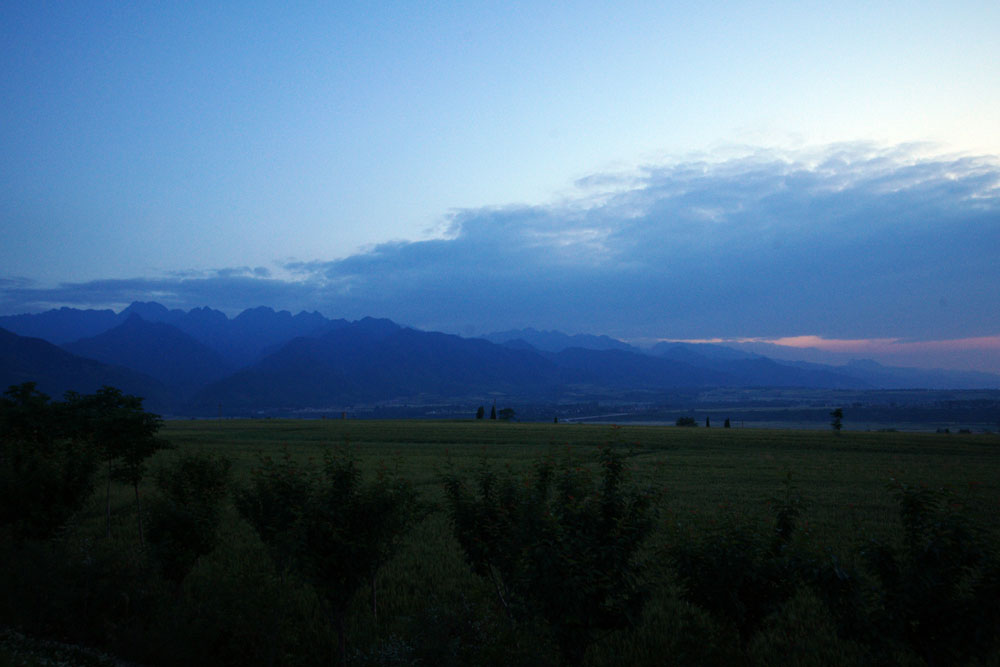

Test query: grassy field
[161,418,1000,535]
[7,419,1000,666]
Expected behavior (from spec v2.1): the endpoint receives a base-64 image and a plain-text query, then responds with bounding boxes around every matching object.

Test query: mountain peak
[120,301,172,320]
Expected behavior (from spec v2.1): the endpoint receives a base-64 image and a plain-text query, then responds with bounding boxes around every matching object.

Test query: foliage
[667,475,863,648]
[84,387,166,491]
[146,453,231,585]
[0,383,97,541]
[497,407,515,421]
[668,515,796,644]
[237,447,419,664]
[443,445,655,666]
[830,408,843,433]
[4,417,1000,666]
[234,451,313,575]
[675,416,696,427]
[65,386,168,542]
[476,405,485,420]
[861,482,1000,664]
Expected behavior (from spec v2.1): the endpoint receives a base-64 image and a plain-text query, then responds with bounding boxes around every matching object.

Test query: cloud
[2,143,999,345]
[707,335,1000,375]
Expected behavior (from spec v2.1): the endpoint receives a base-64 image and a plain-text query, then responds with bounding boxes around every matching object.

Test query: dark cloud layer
[3,144,998,341]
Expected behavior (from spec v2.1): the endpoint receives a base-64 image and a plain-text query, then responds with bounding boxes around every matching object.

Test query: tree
[70,386,167,542]
[861,483,1000,664]
[498,407,516,422]
[830,408,844,434]
[476,405,485,420]
[147,453,231,585]
[0,383,97,541]
[706,416,711,428]
[676,416,697,427]
[490,401,497,420]
[443,446,655,666]
[235,452,312,577]
[237,448,418,664]
[724,418,731,428]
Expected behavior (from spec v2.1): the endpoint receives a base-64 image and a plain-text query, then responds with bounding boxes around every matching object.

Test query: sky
[2,1,999,372]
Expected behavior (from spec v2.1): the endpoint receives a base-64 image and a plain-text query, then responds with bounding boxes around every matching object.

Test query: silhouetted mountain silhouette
[2,303,997,415]
[0,327,172,410]
[64,315,233,397]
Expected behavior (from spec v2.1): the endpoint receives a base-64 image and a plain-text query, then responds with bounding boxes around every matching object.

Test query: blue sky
[2,2,999,370]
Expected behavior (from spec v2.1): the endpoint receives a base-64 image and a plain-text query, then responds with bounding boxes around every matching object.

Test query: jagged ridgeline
[2,302,999,417]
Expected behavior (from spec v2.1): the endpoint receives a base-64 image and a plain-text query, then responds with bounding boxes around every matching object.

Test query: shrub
[234,452,312,575]
[237,447,419,665]
[443,446,655,666]
[146,453,231,586]
[861,482,1000,664]
[667,475,863,648]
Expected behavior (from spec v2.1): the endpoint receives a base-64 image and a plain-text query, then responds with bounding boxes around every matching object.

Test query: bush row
[3,383,1000,665]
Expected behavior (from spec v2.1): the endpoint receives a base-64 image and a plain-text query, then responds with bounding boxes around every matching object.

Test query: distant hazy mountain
[5,304,998,414]
[192,318,568,411]
[0,307,120,344]
[117,302,347,366]
[543,348,732,388]
[1,301,349,368]
[0,327,172,410]
[483,328,637,353]
[647,342,866,388]
[63,315,234,397]
[234,308,349,365]
[191,320,876,413]
[786,358,1000,390]
[649,341,759,362]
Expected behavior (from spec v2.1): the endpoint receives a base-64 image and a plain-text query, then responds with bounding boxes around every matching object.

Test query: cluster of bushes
[665,476,1000,664]
[3,381,1000,665]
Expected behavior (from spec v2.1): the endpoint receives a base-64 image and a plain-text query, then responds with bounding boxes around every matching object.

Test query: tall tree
[70,386,166,542]
[238,448,418,664]
[0,383,97,541]
[444,446,655,666]
[830,408,844,434]
[147,453,231,585]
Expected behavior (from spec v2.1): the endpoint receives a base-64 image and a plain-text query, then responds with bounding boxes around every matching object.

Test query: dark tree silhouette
[0,383,97,541]
[830,408,844,433]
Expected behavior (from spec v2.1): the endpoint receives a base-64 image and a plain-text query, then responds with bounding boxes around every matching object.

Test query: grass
[161,419,1000,533]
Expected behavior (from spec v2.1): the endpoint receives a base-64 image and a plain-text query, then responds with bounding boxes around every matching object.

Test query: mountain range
[2,303,998,415]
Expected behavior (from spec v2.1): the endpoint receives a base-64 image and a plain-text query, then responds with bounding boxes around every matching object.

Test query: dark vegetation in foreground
[3,383,1000,665]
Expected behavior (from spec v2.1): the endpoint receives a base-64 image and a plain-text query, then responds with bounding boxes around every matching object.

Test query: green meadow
[5,419,1000,666]
[163,418,1000,535]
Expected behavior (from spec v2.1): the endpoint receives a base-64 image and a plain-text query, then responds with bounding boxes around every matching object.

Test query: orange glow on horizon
[656,335,1000,354]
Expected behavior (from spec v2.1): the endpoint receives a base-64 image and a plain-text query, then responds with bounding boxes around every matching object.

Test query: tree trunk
[134,481,144,547]
[371,572,378,626]
[105,457,112,538]
[335,609,347,665]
